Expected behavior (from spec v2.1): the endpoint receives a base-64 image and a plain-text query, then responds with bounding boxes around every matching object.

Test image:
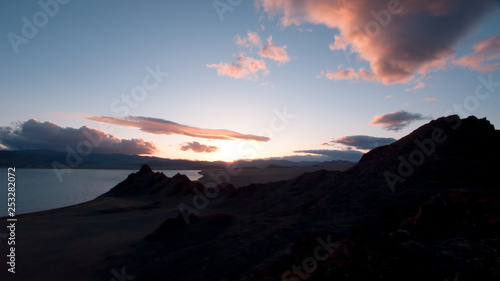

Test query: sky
[1,0,500,162]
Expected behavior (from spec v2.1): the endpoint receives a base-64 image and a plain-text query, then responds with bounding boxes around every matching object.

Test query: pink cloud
[256,0,499,84]
[424,97,437,101]
[235,31,262,48]
[325,67,374,82]
[259,36,290,64]
[329,34,349,51]
[207,54,269,80]
[87,116,270,142]
[453,34,500,72]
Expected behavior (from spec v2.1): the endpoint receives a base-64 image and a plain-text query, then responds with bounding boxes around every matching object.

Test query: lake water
[1,169,202,217]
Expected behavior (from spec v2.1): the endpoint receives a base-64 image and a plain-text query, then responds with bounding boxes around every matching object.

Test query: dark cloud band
[324,135,397,150]
[369,110,431,131]
[180,141,219,153]
[0,119,157,154]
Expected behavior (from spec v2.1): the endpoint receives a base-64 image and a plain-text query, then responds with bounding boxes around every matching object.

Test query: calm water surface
[1,169,201,217]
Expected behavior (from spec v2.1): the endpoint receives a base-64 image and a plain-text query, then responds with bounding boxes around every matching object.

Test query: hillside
[1,115,499,281]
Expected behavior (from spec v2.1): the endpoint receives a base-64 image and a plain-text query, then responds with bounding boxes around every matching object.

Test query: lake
[1,168,202,217]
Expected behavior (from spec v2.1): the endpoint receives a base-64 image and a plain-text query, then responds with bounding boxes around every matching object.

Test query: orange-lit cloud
[324,67,374,82]
[424,97,437,101]
[259,36,290,64]
[180,141,219,153]
[207,54,269,80]
[369,110,430,131]
[453,34,500,72]
[236,31,262,48]
[210,29,292,80]
[256,0,500,84]
[0,119,157,154]
[87,116,270,142]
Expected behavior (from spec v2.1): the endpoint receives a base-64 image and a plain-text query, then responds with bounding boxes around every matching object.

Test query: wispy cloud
[180,141,219,153]
[424,97,437,101]
[0,119,157,154]
[323,135,396,150]
[324,67,374,82]
[207,54,269,80]
[87,116,270,142]
[453,34,500,72]
[256,0,500,84]
[405,81,426,92]
[209,30,291,80]
[235,31,262,48]
[369,110,431,131]
[259,36,290,64]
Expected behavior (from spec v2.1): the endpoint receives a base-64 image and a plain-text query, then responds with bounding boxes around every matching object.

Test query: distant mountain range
[0,149,355,169]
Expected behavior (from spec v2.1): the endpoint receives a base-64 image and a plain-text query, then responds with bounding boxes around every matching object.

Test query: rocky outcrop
[100,164,203,198]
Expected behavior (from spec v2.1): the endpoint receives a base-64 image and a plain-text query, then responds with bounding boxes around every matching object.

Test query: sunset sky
[1,0,500,162]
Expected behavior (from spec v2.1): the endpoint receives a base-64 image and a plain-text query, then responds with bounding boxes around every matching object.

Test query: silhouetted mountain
[90,115,499,281]
[2,115,499,281]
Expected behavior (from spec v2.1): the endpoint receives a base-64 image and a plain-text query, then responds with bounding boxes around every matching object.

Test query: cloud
[453,34,500,72]
[256,0,500,84]
[324,135,397,150]
[207,54,269,80]
[259,36,290,64]
[180,141,219,153]
[324,67,375,82]
[405,81,426,91]
[235,31,262,48]
[87,116,270,142]
[369,110,430,131]
[424,97,437,101]
[294,149,364,162]
[211,30,292,80]
[0,119,157,154]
